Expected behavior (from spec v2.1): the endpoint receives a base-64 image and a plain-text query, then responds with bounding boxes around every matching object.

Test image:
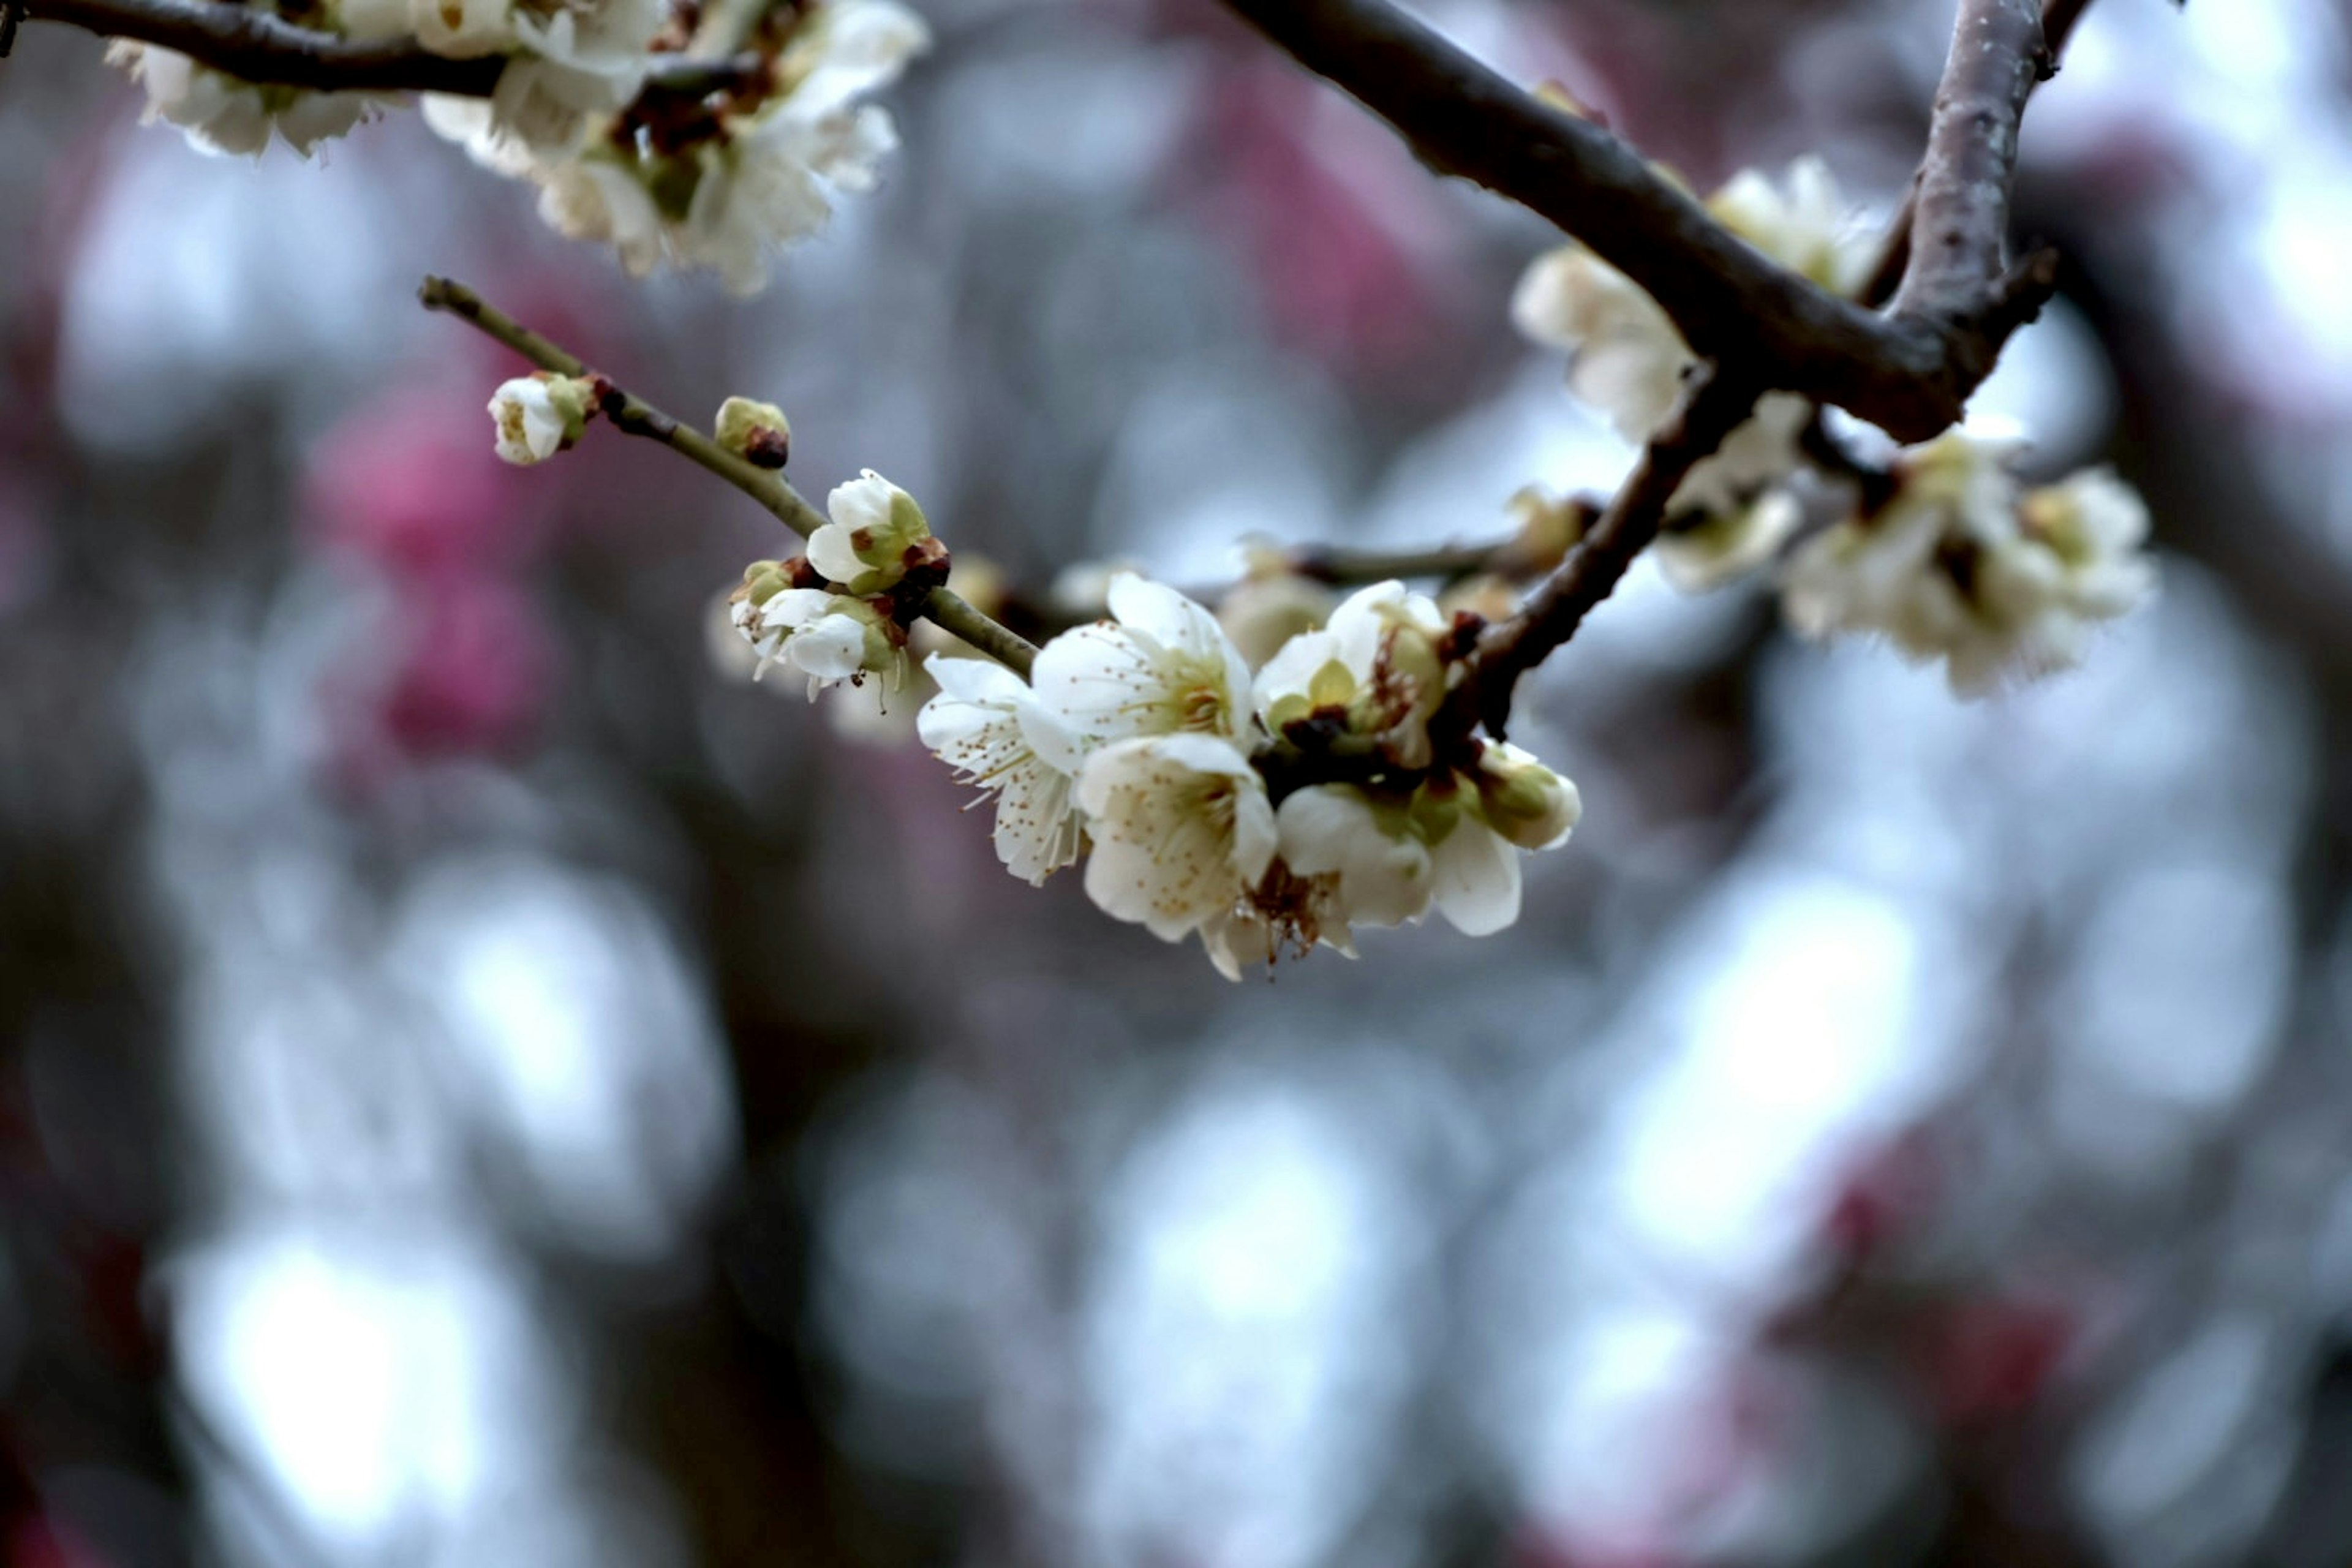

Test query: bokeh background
[5,0,2351,1562]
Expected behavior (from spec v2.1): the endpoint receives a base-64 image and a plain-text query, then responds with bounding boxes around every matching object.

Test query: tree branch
[1215,0,2043,442]
[1892,0,2049,323]
[1456,368,1763,741]
[417,276,1040,677]
[20,0,760,98]
[1861,0,2105,308]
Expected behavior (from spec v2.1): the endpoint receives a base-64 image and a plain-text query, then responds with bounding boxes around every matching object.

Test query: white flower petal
[1431,820,1522,937]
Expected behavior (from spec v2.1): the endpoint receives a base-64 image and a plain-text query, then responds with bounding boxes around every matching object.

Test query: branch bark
[1454,368,1763,741]
[1215,0,2051,443]
[1892,0,2049,323]
[1861,0,2111,307]
[20,0,758,98]
[417,276,1041,677]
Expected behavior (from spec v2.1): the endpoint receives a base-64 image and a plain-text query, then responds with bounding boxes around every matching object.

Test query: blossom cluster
[110,0,925,293]
[1513,157,2157,693]
[915,574,1580,980]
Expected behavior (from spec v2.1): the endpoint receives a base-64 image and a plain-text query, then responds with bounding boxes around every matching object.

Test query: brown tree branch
[19,0,760,98]
[417,276,1041,677]
[1860,0,2121,307]
[1454,368,1764,741]
[1892,0,2049,323]
[1215,0,2048,443]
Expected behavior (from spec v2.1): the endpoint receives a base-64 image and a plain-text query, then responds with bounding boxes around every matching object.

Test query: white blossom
[1275,779,1528,938]
[487,375,587,464]
[1075,733,1277,946]
[1028,573,1254,762]
[1782,429,2157,694]
[749,587,904,699]
[107,42,383,158]
[1654,489,1805,594]
[499,0,670,150]
[1707,156,1874,297]
[917,654,1086,885]
[533,154,669,270]
[1215,570,1335,672]
[1252,580,1449,764]
[1513,157,1872,580]
[415,0,517,56]
[807,469,930,594]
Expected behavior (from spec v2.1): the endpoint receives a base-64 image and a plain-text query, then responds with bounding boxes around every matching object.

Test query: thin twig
[20,0,761,98]
[417,276,1039,676]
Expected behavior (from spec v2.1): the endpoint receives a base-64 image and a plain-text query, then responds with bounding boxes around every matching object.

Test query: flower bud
[488,374,592,466]
[737,558,793,608]
[1473,742,1582,850]
[1506,485,1591,574]
[715,396,792,468]
[807,469,933,595]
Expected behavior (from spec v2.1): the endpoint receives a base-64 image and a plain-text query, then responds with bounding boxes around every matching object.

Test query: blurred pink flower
[305,388,548,575]
[1922,1294,2078,1427]
[1191,66,1452,372]
[379,573,556,759]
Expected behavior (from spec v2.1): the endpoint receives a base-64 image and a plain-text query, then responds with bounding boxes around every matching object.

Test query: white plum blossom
[1781,428,2158,694]
[808,470,932,595]
[487,374,590,464]
[339,0,514,55]
[1708,157,1875,296]
[1653,490,1805,594]
[1076,733,1277,948]
[533,154,670,270]
[1275,777,1531,939]
[1215,568,1335,672]
[1514,157,1873,584]
[673,1,930,293]
[496,0,670,150]
[488,0,930,290]
[756,588,903,699]
[917,654,1085,885]
[1028,572,1254,762]
[107,42,384,157]
[1253,580,1450,766]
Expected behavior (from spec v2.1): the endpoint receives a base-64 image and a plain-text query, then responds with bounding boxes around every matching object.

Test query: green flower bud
[808,470,933,595]
[1474,742,1582,850]
[715,396,792,468]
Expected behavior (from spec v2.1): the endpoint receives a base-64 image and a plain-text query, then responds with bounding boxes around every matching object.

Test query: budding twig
[418,276,1040,676]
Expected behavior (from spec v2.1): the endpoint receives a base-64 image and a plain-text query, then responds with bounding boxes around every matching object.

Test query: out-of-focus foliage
[9,1,2352,1565]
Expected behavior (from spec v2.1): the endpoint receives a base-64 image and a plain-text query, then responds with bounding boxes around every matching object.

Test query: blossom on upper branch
[107,40,386,157]
[485,0,929,292]
[1513,157,1872,590]
[1781,429,2157,694]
